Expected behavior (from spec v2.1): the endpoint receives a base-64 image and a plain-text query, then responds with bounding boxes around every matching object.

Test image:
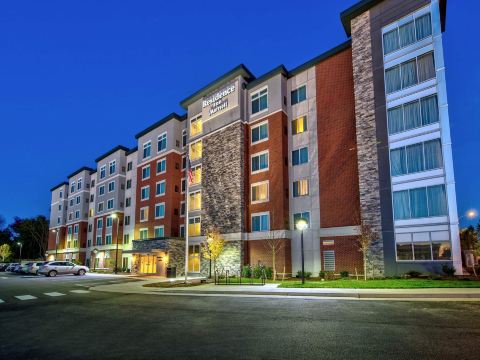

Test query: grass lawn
[277,278,480,289]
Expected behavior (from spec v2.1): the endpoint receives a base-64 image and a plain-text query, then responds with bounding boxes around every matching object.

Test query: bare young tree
[356,218,378,281]
[263,210,288,281]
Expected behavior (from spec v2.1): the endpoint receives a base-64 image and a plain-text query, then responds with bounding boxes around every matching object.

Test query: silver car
[38,261,89,277]
[27,262,47,275]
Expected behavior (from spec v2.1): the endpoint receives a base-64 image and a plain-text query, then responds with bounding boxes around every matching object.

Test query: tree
[0,243,11,261]
[263,210,288,281]
[201,229,225,277]
[460,226,478,251]
[10,216,49,259]
[357,218,378,281]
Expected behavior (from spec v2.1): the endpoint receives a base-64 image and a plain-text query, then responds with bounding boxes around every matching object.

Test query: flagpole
[184,153,190,284]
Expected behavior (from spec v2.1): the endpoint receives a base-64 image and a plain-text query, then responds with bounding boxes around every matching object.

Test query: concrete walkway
[89,278,480,301]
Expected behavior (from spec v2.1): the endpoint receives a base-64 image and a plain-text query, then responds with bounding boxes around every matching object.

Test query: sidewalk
[89,278,480,301]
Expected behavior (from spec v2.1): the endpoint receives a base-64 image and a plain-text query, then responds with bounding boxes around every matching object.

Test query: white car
[27,262,47,275]
[38,261,89,277]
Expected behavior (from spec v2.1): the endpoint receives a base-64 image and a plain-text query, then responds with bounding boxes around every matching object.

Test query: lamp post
[296,218,308,285]
[111,214,120,274]
[17,242,23,263]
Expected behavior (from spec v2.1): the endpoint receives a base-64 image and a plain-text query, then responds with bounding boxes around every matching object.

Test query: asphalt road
[1,273,480,360]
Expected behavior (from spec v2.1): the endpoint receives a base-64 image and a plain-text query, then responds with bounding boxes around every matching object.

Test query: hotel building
[47,0,461,276]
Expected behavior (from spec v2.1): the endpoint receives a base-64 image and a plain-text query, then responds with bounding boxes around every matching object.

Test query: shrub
[295,270,312,278]
[340,271,349,278]
[242,265,252,278]
[406,270,422,278]
[263,266,273,280]
[252,265,267,279]
[442,264,456,277]
[319,271,325,279]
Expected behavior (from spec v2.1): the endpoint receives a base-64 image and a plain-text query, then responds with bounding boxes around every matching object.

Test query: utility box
[166,266,176,278]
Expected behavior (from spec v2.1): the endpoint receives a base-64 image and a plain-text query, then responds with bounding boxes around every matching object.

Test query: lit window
[155,203,165,219]
[190,140,202,161]
[140,207,149,222]
[188,217,201,236]
[190,115,203,137]
[251,152,268,173]
[252,213,269,232]
[109,160,116,175]
[142,165,150,180]
[251,122,268,144]
[292,147,308,166]
[188,245,200,272]
[188,191,201,211]
[143,141,151,159]
[156,181,166,196]
[292,116,307,135]
[251,182,269,203]
[251,88,268,114]
[139,228,148,240]
[190,165,202,185]
[291,85,306,105]
[157,133,167,153]
[293,179,309,197]
[141,186,150,201]
[156,158,166,174]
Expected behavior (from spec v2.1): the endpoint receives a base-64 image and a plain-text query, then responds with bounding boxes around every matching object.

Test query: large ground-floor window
[188,245,200,272]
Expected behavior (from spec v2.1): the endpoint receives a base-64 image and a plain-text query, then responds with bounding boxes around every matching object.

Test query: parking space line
[44,292,66,297]
[70,290,90,294]
[15,295,37,300]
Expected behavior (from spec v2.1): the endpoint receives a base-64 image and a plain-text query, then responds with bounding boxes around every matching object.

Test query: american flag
[187,155,193,184]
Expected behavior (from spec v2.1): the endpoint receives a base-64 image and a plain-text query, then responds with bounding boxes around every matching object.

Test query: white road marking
[0,299,4,303]
[44,292,66,297]
[1,277,8,279]
[15,295,37,300]
[70,290,90,294]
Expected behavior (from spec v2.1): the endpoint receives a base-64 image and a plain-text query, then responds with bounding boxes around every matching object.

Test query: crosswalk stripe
[44,292,66,297]
[15,295,37,300]
[70,289,90,294]
[0,299,4,303]
[1,277,8,279]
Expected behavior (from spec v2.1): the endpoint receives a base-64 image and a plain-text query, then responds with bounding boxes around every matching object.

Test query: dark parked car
[6,263,20,272]
[0,263,9,271]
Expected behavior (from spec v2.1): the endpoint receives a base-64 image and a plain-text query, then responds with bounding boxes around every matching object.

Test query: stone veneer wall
[200,240,242,276]
[202,122,246,235]
[351,11,385,276]
[131,239,186,276]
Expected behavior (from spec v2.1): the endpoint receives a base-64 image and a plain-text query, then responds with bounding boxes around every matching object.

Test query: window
[88,224,92,232]
[188,191,202,211]
[157,133,167,153]
[291,85,306,105]
[156,181,166,196]
[126,197,131,207]
[251,182,268,203]
[109,160,116,175]
[58,204,62,211]
[390,139,442,176]
[107,199,114,210]
[293,179,309,197]
[70,182,75,193]
[91,180,95,187]
[155,203,165,219]
[143,141,151,159]
[97,218,103,229]
[432,242,451,260]
[77,178,82,190]
[127,161,133,171]
[393,184,447,220]
[180,201,185,216]
[251,152,268,173]
[387,95,439,134]
[124,215,130,226]
[76,196,80,204]
[75,210,80,219]
[188,217,201,236]
[154,226,164,238]
[142,165,150,180]
[67,226,72,240]
[139,228,148,240]
[293,212,310,228]
[100,165,106,179]
[292,116,307,135]
[156,158,166,174]
[190,140,202,160]
[182,129,187,147]
[68,213,73,220]
[106,217,113,227]
[180,224,185,238]
[59,190,63,198]
[57,217,60,224]
[251,122,268,144]
[108,181,115,192]
[141,186,150,201]
[190,165,201,185]
[99,185,105,196]
[126,179,131,189]
[96,235,102,246]
[123,234,130,244]
[181,179,186,193]
[105,234,112,245]
[140,207,149,222]
[383,13,432,55]
[252,213,269,232]
[188,245,200,272]
[251,88,268,114]
[190,115,202,137]
[70,199,74,206]
[323,250,335,271]
[385,52,435,94]
[87,239,92,247]
[292,147,308,166]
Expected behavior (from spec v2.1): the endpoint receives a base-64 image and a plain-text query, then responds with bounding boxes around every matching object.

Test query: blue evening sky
[0,0,478,227]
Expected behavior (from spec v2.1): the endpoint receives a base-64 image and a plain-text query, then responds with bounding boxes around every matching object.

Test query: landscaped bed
[277,278,480,289]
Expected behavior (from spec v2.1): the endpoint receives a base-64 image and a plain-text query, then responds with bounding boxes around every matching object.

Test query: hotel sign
[202,81,239,120]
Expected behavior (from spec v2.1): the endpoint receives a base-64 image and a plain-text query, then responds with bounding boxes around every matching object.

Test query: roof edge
[94,145,129,163]
[245,65,288,90]
[134,112,185,139]
[50,181,68,192]
[67,166,96,179]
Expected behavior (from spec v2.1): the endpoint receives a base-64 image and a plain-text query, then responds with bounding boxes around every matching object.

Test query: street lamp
[52,229,59,260]
[296,218,308,285]
[111,213,120,274]
[17,242,23,263]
